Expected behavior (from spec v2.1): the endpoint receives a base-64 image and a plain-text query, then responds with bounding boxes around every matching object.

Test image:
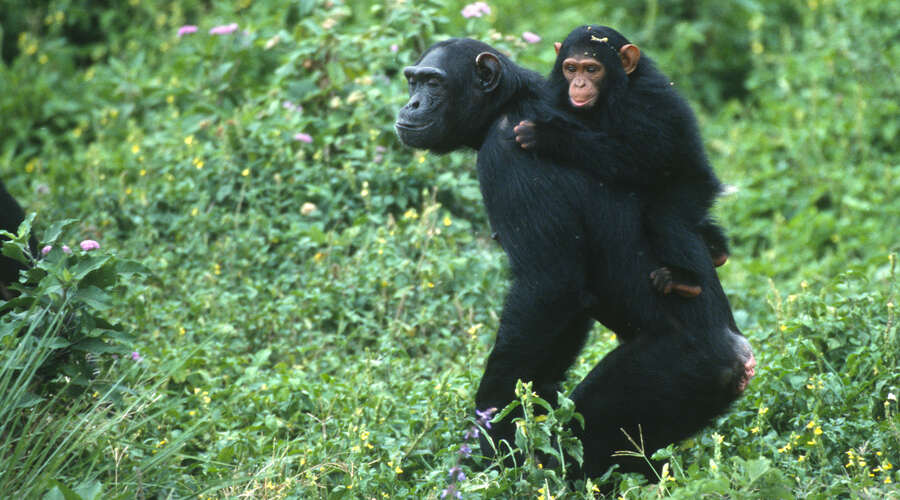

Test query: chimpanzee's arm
[514,116,663,188]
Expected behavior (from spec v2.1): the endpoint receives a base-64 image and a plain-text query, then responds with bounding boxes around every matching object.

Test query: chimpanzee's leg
[642,203,713,298]
[569,327,750,479]
[697,217,730,267]
[475,280,592,456]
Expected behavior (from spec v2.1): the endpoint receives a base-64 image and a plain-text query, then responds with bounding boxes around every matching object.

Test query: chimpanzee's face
[395,48,454,151]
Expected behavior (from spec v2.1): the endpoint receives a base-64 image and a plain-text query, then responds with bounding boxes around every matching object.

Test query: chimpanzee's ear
[554,42,562,55]
[475,52,502,92]
[620,44,641,75]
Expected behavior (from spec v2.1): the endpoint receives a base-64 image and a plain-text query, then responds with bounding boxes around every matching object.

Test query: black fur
[0,180,37,301]
[523,25,730,287]
[395,38,752,479]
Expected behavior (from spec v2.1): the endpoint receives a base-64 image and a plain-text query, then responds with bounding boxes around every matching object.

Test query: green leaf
[74,286,112,311]
[42,219,79,244]
[70,255,111,281]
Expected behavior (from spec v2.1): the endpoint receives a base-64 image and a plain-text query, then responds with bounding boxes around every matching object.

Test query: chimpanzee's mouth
[395,120,430,131]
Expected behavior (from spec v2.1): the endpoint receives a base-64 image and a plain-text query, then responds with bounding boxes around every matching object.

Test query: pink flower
[177,25,198,37]
[209,23,239,35]
[522,31,541,44]
[41,245,52,256]
[80,239,100,251]
[461,2,491,18]
[390,44,399,53]
[62,245,72,254]
[131,351,143,362]
[294,133,313,143]
[282,100,302,113]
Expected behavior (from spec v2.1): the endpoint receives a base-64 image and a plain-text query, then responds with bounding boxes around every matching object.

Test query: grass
[1,0,898,498]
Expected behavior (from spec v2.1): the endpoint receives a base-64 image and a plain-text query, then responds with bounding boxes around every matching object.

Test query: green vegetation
[1,0,898,497]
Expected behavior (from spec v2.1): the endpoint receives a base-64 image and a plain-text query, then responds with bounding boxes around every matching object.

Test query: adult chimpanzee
[0,180,37,301]
[396,38,755,479]
[514,25,729,298]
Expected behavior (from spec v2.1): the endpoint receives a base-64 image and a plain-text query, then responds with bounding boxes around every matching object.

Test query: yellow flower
[750,426,760,434]
[241,168,250,177]
[806,420,816,429]
[798,455,806,462]
[759,407,769,415]
[185,135,194,146]
[814,426,823,435]
[394,466,403,474]
[347,90,364,104]
[132,144,140,154]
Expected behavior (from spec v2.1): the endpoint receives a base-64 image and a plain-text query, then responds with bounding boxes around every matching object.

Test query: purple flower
[294,133,313,143]
[131,351,143,362]
[522,32,541,44]
[177,25,198,37]
[209,23,239,35]
[459,444,472,458]
[448,466,466,482]
[461,2,491,18]
[441,484,462,499]
[61,245,72,254]
[390,44,399,53]
[476,407,497,428]
[463,426,478,441]
[80,239,100,251]
[41,245,52,256]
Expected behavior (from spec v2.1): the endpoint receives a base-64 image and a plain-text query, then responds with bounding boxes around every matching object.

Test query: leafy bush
[0,0,897,498]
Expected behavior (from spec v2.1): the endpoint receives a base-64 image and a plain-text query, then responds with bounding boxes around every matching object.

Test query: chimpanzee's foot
[735,351,757,394]
[712,253,729,267]
[650,267,702,298]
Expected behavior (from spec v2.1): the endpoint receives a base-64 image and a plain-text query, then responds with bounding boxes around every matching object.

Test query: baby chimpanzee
[515,25,730,297]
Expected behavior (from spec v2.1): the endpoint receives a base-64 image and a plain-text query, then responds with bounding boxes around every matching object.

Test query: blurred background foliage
[0,0,898,498]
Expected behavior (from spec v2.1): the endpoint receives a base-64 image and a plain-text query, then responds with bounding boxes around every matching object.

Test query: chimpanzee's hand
[514,120,537,150]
